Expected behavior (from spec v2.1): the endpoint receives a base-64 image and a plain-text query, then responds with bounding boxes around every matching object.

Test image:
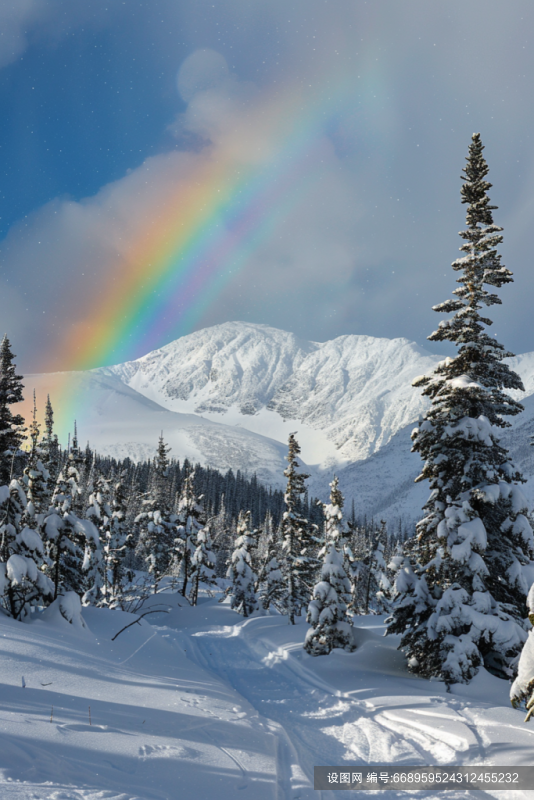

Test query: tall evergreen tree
[281,433,317,624]
[23,392,50,522]
[82,471,110,605]
[189,523,217,606]
[304,477,354,655]
[255,512,285,612]
[0,477,53,619]
[174,466,204,597]
[41,395,60,490]
[136,435,176,592]
[0,336,25,486]
[387,133,534,684]
[226,510,258,617]
[102,469,132,607]
[212,495,232,578]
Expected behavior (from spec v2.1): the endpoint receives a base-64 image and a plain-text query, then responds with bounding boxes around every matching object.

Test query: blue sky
[1,1,534,371]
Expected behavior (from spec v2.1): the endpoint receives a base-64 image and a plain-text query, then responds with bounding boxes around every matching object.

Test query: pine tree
[102,469,132,607]
[226,510,257,617]
[0,336,25,486]
[387,133,534,685]
[23,392,50,523]
[173,466,204,597]
[136,435,176,592]
[66,425,85,516]
[304,477,354,655]
[44,441,99,602]
[82,471,110,605]
[256,513,285,612]
[511,586,534,720]
[366,522,392,614]
[212,495,232,578]
[41,395,60,490]
[281,433,317,624]
[189,523,217,606]
[0,476,53,619]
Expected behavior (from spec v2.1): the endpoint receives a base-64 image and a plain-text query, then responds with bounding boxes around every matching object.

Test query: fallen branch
[111,608,171,641]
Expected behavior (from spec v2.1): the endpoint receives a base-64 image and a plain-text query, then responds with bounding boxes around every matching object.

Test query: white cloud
[0,0,46,68]
[1,49,376,370]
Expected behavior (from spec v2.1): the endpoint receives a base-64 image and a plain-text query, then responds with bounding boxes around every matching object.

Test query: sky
[1,0,534,373]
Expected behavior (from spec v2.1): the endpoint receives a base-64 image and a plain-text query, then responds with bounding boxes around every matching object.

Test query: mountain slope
[22,370,289,487]
[103,321,440,468]
[21,321,534,521]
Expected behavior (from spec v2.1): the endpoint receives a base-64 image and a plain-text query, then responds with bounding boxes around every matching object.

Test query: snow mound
[40,592,89,632]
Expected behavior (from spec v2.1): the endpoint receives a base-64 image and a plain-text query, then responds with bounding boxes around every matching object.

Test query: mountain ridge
[19,321,534,525]
[101,320,441,467]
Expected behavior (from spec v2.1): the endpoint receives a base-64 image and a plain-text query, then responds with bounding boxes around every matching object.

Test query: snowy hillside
[103,321,440,468]
[1,594,532,799]
[319,395,534,532]
[21,321,534,522]
[23,370,289,488]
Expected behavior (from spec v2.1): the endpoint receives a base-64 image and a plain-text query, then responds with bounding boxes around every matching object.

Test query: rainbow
[56,71,366,372]
[31,46,394,442]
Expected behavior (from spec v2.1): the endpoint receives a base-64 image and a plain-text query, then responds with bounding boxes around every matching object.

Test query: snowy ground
[0,594,533,799]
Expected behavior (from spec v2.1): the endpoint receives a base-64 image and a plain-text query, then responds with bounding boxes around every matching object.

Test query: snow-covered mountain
[102,321,440,469]
[23,369,289,488]
[22,321,534,524]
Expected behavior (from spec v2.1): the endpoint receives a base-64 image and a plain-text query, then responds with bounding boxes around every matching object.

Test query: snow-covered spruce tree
[387,133,534,685]
[368,522,392,614]
[23,392,50,524]
[82,471,111,605]
[189,522,217,606]
[136,435,177,593]
[101,469,132,607]
[212,496,232,578]
[304,477,354,655]
[44,452,99,601]
[255,512,285,612]
[0,476,54,619]
[511,586,534,720]
[226,510,258,617]
[174,466,204,597]
[281,433,317,624]
[0,336,25,486]
[41,395,60,491]
[65,426,86,516]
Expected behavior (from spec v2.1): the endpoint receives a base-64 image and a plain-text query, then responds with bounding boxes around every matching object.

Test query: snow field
[0,595,533,799]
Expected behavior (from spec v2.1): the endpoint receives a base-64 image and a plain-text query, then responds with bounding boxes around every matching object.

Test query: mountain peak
[102,321,440,465]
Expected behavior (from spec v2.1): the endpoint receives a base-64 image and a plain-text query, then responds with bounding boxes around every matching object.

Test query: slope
[20,322,534,520]
[22,370,289,487]
[0,596,532,799]
[103,321,440,468]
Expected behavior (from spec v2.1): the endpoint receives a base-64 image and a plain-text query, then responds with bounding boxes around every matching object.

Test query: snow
[6,554,39,584]
[104,322,439,467]
[0,593,532,799]
[16,526,44,553]
[41,592,88,630]
[18,321,534,525]
[21,369,290,489]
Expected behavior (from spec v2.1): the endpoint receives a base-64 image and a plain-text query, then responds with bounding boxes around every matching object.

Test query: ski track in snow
[156,601,534,800]
[0,598,533,799]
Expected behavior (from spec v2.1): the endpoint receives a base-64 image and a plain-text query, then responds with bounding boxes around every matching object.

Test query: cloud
[3,1,534,373]
[1,47,375,370]
[0,0,46,68]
